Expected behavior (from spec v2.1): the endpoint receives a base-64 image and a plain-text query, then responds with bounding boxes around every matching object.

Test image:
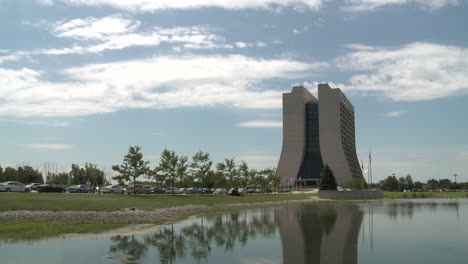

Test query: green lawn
[0,192,313,212]
[0,221,125,242]
[384,191,468,199]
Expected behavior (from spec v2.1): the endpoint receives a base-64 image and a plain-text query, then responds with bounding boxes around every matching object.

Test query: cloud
[338,42,468,101]
[25,144,73,150]
[235,42,249,48]
[292,26,309,34]
[45,0,325,12]
[52,15,139,41]
[386,110,407,117]
[42,16,228,54]
[343,0,465,12]
[239,120,282,128]
[0,55,326,116]
[0,119,70,127]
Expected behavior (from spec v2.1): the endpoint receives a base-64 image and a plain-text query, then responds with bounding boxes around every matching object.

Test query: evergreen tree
[319,165,337,191]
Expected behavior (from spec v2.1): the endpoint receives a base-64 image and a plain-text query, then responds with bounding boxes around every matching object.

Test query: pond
[1,199,467,264]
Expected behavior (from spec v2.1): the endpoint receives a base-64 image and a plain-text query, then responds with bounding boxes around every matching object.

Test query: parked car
[213,188,227,195]
[36,184,65,193]
[26,183,42,191]
[201,188,214,195]
[101,185,125,194]
[165,187,182,194]
[183,187,201,194]
[148,187,165,194]
[125,185,149,194]
[65,184,90,193]
[228,187,244,196]
[0,181,30,192]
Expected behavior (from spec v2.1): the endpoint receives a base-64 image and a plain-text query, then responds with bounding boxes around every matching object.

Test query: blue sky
[1,0,467,183]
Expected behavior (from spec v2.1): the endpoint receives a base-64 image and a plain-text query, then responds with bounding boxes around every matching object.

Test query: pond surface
[1,199,467,264]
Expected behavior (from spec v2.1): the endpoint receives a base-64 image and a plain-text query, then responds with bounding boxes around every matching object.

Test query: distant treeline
[377,174,468,191]
[0,146,279,190]
[112,147,280,190]
[0,163,109,186]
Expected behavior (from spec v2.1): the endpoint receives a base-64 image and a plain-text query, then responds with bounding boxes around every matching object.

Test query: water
[1,199,467,264]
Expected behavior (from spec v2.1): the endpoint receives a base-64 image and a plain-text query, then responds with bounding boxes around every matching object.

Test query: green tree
[405,175,414,190]
[2,167,19,182]
[319,165,337,191]
[84,162,108,186]
[0,165,3,182]
[189,151,213,188]
[154,149,179,193]
[344,178,367,190]
[112,146,150,193]
[413,181,423,189]
[426,178,440,190]
[381,175,399,191]
[17,166,44,184]
[238,161,256,188]
[46,172,71,185]
[70,164,86,184]
[216,158,237,187]
[439,179,452,189]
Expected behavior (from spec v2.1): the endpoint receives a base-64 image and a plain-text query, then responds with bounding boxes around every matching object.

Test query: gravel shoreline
[0,199,316,224]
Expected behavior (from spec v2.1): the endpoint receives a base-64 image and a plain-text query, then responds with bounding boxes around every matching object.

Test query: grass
[384,191,468,199]
[0,193,314,241]
[0,192,313,212]
[0,221,125,242]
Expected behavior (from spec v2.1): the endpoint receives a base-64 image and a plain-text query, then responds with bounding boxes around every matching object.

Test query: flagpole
[369,149,373,190]
[361,160,364,191]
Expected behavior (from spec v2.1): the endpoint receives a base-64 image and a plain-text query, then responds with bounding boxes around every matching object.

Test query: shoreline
[0,198,319,224]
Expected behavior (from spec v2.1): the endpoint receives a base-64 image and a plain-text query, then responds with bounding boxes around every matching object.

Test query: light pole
[454,174,457,183]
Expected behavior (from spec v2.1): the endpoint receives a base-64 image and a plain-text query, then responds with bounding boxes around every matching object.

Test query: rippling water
[1,199,467,264]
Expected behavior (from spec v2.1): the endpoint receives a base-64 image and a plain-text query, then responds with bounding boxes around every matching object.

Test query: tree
[112,146,150,194]
[381,175,399,191]
[84,162,108,186]
[319,165,337,191]
[216,158,237,187]
[426,178,440,190]
[414,181,423,189]
[154,149,180,193]
[2,167,19,182]
[344,178,368,190]
[405,175,414,190]
[70,164,86,184]
[17,166,44,184]
[189,151,213,188]
[46,172,71,185]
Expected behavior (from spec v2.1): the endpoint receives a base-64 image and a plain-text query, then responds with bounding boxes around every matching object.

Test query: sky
[1,0,467,183]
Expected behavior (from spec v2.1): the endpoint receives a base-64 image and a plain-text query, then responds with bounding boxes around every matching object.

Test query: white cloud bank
[386,111,407,117]
[42,16,229,55]
[339,42,468,101]
[45,0,324,12]
[343,0,466,11]
[25,144,73,150]
[239,120,282,128]
[0,55,326,116]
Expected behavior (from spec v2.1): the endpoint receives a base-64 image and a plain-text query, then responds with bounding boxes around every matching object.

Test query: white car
[101,185,125,194]
[0,181,31,192]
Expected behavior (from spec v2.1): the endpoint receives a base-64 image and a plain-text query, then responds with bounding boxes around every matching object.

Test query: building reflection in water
[277,204,364,264]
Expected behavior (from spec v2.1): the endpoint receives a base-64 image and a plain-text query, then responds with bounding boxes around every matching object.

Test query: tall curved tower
[277,83,362,186]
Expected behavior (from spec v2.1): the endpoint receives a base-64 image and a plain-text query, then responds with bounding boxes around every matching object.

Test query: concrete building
[277,83,362,186]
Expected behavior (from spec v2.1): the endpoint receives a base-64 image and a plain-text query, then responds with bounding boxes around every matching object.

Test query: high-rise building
[277,83,362,186]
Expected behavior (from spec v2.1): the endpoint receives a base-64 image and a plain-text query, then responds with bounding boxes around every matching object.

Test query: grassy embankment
[0,192,313,241]
[384,191,468,199]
